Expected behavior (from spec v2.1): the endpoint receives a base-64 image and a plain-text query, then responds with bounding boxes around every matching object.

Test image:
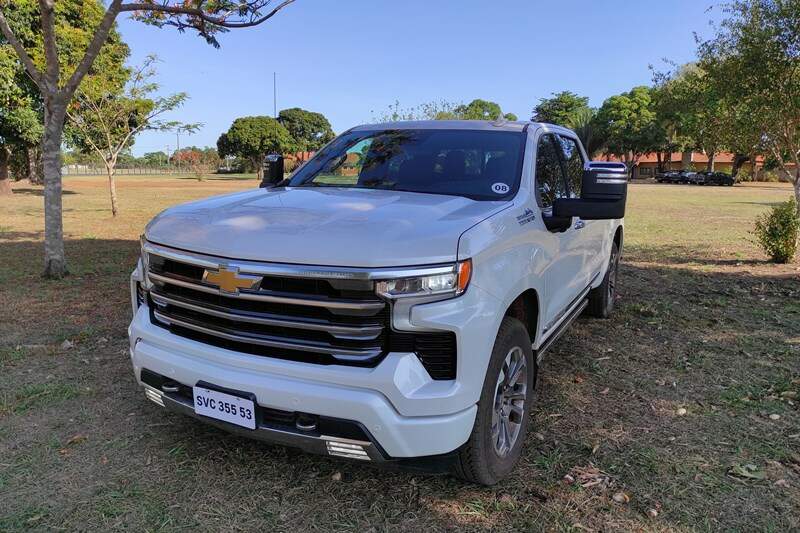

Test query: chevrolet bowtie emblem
[202,266,261,294]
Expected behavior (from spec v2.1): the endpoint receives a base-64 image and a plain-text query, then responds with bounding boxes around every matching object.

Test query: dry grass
[1,176,799,532]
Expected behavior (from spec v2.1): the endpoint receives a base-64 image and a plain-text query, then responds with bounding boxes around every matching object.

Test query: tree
[277,107,334,152]
[373,98,516,122]
[173,146,220,180]
[566,107,604,158]
[453,99,517,121]
[217,116,295,182]
[532,91,591,126]
[0,43,42,193]
[594,86,663,170]
[697,0,800,210]
[0,0,295,278]
[66,56,196,216]
[141,151,168,167]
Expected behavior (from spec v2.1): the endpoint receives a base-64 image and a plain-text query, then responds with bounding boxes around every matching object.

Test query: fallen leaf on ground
[60,339,74,350]
[728,463,766,480]
[66,434,86,446]
[612,491,630,504]
[566,464,612,489]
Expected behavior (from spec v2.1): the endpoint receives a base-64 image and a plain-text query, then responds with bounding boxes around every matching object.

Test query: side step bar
[534,298,588,363]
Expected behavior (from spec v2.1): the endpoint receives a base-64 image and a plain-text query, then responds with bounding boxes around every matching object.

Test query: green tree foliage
[65,56,197,216]
[531,91,590,126]
[141,151,168,167]
[277,107,334,152]
[0,0,127,193]
[0,0,294,278]
[697,0,800,212]
[373,99,516,122]
[754,197,799,263]
[594,86,663,168]
[217,116,296,182]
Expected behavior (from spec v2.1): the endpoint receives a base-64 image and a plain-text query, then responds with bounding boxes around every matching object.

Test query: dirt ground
[1,177,798,531]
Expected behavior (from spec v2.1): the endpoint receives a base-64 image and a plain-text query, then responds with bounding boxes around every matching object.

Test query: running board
[534,299,588,363]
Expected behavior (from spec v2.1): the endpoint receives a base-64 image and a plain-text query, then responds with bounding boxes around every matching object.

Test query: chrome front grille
[145,250,389,366]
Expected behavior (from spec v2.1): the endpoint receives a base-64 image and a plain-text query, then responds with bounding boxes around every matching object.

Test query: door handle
[574,219,585,230]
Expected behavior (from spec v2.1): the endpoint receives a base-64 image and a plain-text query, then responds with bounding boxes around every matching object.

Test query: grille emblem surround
[202,266,262,295]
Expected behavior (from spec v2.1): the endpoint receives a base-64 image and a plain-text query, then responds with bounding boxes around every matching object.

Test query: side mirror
[259,153,284,188]
[553,163,628,220]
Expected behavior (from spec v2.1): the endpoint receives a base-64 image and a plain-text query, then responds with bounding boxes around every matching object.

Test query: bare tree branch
[0,9,45,90]
[61,0,124,98]
[119,0,295,29]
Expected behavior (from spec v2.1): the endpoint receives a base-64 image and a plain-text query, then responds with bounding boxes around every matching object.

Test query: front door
[533,133,587,330]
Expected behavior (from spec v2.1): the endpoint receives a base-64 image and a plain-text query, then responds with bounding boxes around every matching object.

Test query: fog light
[324,438,370,460]
[143,385,165,407]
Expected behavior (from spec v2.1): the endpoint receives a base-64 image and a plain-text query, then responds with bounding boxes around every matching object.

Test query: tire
[586,241,620,318]
[455,317,535,485]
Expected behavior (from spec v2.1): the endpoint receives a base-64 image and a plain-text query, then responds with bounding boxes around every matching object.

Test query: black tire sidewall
[472,318,535,483]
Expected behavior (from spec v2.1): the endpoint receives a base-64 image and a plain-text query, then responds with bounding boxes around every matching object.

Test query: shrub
[753,198,800,263]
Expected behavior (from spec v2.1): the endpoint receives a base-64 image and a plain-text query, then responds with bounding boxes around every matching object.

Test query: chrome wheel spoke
[491,345,529,458]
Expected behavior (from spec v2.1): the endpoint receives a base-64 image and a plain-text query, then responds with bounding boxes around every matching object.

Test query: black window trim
[555,133,586,199]
[533,132,571,211]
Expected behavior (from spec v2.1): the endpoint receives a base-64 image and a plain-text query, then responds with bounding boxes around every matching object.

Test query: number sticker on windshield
[492,183,510,194]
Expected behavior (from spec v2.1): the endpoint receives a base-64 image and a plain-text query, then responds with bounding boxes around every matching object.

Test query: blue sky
[117,0,720,156]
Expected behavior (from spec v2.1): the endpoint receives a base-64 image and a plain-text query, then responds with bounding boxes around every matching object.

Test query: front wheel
[586,241,620,318]
[455,317,535,485]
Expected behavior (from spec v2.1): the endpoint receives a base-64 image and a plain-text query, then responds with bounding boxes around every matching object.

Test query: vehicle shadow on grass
[1,238,799,531]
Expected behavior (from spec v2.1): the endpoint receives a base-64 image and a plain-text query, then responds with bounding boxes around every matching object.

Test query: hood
[145,187,508,267]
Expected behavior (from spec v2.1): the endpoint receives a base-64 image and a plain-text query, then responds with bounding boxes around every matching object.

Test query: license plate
[193,386,256,429]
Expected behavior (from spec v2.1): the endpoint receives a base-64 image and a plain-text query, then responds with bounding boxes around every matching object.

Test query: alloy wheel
[491,346,528,457]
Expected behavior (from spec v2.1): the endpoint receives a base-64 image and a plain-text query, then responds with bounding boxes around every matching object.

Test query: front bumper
[128,259,507,459]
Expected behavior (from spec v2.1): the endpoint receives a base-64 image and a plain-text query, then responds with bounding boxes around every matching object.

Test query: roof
[350,120,534,133]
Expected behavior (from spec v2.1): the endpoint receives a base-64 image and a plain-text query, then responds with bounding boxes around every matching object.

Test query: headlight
[139,235,151,288]
[376,259,472,299]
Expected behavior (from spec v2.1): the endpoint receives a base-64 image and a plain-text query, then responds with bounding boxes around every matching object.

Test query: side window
[557,135,584,198]
[535,134,568,209]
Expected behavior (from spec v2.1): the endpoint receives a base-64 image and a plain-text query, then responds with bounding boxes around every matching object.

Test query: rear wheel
[587,241,620,318]
[455,317,535,485]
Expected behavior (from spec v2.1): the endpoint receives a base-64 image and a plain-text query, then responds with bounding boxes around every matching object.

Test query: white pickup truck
[129,120,626,484]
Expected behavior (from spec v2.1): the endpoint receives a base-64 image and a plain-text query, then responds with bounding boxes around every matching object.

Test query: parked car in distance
[699,171,736,186]
[656,170,682,184]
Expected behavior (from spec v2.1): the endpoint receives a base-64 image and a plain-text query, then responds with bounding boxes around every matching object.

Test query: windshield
[287,129,526,201]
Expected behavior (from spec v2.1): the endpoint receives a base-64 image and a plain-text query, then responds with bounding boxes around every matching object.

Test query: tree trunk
[706,153,715,172]
[731,154,749,179]
[26,145,42,185]
[794,169,800,217]
[656,152,663,173]
[0,146,12,195]
[42,100,68,279]
[106,163,119,216]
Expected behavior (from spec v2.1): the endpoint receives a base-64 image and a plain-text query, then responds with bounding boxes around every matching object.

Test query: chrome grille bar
[150,292,382,341]
[148,272,384,311]
[153,311,382,361]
